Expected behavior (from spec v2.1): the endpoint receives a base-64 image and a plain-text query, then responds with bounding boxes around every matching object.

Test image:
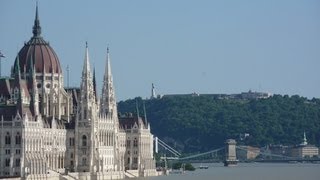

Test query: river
[134,163,320,180]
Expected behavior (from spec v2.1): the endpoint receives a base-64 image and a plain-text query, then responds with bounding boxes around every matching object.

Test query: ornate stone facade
[0,6,156,179]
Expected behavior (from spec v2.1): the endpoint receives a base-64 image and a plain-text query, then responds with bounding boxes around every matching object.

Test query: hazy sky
[0,0,319,100]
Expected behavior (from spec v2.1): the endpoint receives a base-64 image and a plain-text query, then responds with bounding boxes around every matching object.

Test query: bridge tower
[224,139,238,166]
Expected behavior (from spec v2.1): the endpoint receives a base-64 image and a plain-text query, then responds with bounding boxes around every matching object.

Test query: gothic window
[16,149,20,154]
[82,135,87,146]
[127,158,130,164]
[5,149,10,154]
[133,157,138,164]
[70,160,74,166]
[82,158,87,165]
[133,138,138,147]
[15,132,21,145]
[83,110,87,119]
[5,132,11,145]
[15,159,20,167]
[70,153,74,158]
[69,138,75,146]
[5,159,10,167]
[58,157,61,168]
[14,88,19,100]
[126,140,131,147]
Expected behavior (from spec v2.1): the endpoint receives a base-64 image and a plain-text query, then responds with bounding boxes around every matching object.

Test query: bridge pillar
[224,139,238,166]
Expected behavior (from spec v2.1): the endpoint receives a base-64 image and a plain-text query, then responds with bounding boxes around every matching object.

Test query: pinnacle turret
[82,42,91,77]
[32,2,41,37]
[100,46,117,117]
[79,42,96,119]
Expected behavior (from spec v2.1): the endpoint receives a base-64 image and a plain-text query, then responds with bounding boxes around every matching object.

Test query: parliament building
[0,5,156,179]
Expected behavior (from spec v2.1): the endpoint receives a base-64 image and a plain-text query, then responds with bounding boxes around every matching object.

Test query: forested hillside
[118,95,320,153]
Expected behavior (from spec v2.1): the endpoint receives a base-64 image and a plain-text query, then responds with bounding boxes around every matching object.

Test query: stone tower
[75,43,98,172]
[99,47,123,171]
[224,139,238,166]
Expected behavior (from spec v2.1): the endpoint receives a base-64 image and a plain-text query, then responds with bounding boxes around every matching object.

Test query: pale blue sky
[1,0,319,100]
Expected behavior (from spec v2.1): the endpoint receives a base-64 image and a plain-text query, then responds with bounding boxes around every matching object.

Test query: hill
[118,95,320,153]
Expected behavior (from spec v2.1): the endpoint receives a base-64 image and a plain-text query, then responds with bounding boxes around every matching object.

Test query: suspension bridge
[154,137,320,165]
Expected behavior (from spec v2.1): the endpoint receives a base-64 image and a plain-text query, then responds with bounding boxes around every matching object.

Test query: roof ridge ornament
[32,2,42,37]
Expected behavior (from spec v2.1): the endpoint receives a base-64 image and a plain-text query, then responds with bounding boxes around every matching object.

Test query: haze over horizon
[1,0,319,100]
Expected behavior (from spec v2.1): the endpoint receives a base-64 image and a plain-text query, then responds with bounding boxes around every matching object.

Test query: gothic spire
[82,42,91,77]
[101,46,117,116]
[32,2,42,37]
[79,42,96,118]
[106,46,111,77]
[93,66,98,101]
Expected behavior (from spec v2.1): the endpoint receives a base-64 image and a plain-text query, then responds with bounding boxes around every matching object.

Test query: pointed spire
[78,42,96,121]
[93,67,97,100]
[106,46,112,77]
[32,2,42,37]
[82,41,91,76]
[100,46,117,116]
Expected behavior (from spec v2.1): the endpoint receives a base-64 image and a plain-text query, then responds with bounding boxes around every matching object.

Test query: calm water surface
[135,163,320,180]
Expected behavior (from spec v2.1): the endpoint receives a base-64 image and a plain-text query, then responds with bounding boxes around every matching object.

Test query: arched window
[133,138,138,147]
[83,110,87,119]
[82,135,87,146]
[15,132,21,145]
[5,132,11,145]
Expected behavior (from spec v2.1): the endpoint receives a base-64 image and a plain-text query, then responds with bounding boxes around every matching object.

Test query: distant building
[160,90,272,100]
[290,132,319,158]
[269,145,290,156]
[291,146,319,158]
[119,115,155,173]
[239,90,272,99]
[237,146,260,160]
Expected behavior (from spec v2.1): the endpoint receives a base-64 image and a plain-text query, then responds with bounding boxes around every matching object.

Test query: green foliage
[172,162,182,170]
[118,95,320,153]
[171,162,195,171]
[184,163,195,171]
